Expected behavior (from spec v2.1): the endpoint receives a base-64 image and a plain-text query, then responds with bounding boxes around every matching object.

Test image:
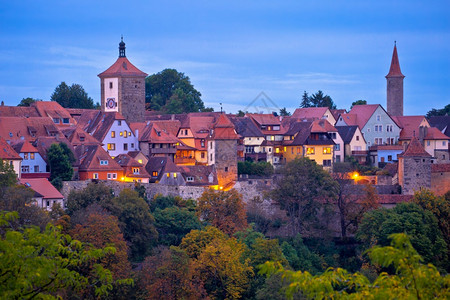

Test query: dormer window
[100,160,109,165]
[133,168,139,174]
[63,118,69,124]
[80,136,85,142]
[187,176,194,182]
[53,118,60,124]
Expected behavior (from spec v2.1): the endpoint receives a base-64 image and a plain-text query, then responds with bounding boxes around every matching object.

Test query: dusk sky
[1,1,449,115]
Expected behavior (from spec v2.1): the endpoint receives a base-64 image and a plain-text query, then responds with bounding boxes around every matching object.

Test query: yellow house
[283,120,335,169]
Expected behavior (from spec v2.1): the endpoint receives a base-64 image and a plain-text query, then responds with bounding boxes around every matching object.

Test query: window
[201,139,205,147]
[21,166,29,173]
[375,138,383,145]
[225,167,228,172]
[46,200,50,207]
[62,118,70,124]
[201,152,205,159]
[80,136,85,142]
[173,173,177,178]
[34,165,39,172]
[133,168,139,174]
[109,82,113,89]
[107,173,112,179]
[335,144,340,151]
[376,115,381,121]
[330,132,336,139]
[427,141,430,146]
[187,176,194,182]
[152,171,158,177]
[356,135,359,141]
[118,120,122,126]
[323,159,332,166]
[443,141,447,146]
[131,143,134,148]
[128,132,131,136]
[323,147,331,154]
[100,160,108,165]
[185,129,188,135]
[123,143,128,151]
[107,143,116,150]
[53,118,60,124]
[297,147,301,154]
[29,153,35,160]
[306,147,315,155]
[388,155,393,161]
[111,131,115,138]
[374,125,382,132]
[93,173,98,179]
[386,125,393,132]
[123,130,127,138]
[210,154,213,161]
[210,142,213,149]
[24,153,28,160]
[336,155,341,163]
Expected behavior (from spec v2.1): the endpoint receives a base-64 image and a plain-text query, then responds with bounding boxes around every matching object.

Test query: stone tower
[398,137,431,195]
[211,114,239,189]
[386,42,405,116]
[98,37,148,122]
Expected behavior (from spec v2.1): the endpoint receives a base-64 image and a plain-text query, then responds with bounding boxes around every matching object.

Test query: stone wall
[215,139,238,187]
[120,76,146,123]
[401,157,431,195]
[431,171,450,196]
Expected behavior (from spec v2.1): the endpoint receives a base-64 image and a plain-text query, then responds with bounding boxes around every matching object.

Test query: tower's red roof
[98,57,147,78]
[386,44,405,78]
[399,137,431,158]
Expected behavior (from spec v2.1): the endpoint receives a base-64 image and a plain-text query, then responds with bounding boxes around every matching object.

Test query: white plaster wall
[102,120,139,157]
[104,78,119,112]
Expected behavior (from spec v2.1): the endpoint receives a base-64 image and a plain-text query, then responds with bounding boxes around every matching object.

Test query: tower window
[109,82,113,89]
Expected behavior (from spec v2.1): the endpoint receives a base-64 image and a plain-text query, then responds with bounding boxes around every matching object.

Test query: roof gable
[98,57,147,77]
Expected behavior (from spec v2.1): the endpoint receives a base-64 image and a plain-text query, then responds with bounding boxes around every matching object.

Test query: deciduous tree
[47,143,74,184]
[197,189,248,235]
[51,82,95,109]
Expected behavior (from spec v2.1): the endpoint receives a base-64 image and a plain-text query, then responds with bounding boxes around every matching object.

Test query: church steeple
[119,36,126,57]
[386,42,405,116]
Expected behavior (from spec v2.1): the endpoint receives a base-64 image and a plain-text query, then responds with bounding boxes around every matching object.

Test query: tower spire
[386,42,404,78]
[119,36,126,58]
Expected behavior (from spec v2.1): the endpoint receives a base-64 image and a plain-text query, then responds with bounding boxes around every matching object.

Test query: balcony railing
[150,148,177,154]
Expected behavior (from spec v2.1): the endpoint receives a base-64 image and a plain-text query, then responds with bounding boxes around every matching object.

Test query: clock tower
[98,37,148,122]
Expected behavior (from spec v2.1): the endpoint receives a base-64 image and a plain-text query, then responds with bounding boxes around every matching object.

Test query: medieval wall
[119,77,145,123]
[401,157,431,195]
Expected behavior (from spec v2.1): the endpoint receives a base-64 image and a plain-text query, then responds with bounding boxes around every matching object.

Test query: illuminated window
[297,147,301,154]
[152,171,158,177]
[128,132,131,136]
[283,147,287,152]
[323,147,331,154]
[138,159,143,164]
[120,131,123,136]
[111,131,115,138]
[306,147,315,155]
[167,173,170,177]
[275,148,280,154]
[30,153,35,160]
[123,130,127,138]
[107,143,116,150]
[173,173,177,178]
[24,153,28,160]
[93,173,98,179]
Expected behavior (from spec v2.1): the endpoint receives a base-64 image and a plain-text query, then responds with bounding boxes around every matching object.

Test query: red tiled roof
[399,137,431,158]
[0,137,21,160]
[292,107,329,120]
[98,57,147,77]
[424,127,450,140]
[19,178,64,199]
[0,117,63,142]
[347,104,380,129]
[339,113,358,126]
[311,119,337,133]
[246,113,280,126]
[75,145,123,172]
[371,145,404,151]
[0,106,40,117]
[331,109,347,121]
[32,101,73,121]
[140,122,180,144]
[431,163,450,173]
[386,44,405,78]
[61,126,101,146]
[77,111,127,142]
[392,116,429,140]
[10,140,39,154]
[212,114,239,140]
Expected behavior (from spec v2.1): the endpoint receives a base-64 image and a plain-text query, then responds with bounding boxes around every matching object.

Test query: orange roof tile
[392,116,429,140]
[10,140,39,153]
[424,127,450,140]
[19,178,64,199]
[310,119,337,133]
[292,107,329,120]
[0,137,21,160]
[0,106,40,117]
[431,163,450,173]
[212,114,239,140]
[0,117,63,142]
[347,104,380,129]
[98,57,147,77]
[399,137,431,158]
[386,44,405,78]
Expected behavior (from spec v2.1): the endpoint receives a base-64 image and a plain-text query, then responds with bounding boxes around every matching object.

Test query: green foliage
[236,110,246,117]
[238,160,274,176]
[357,202,448,271]
[17,97,40,107]
[426,103,450,118]
[280,235,323,274]
[270,157,338,233]
[47,143,74,182]
[300,90,336,109]
[0,212,132,299]
[0,159,17,191]
[279,107,291,116]
[66,182,114,215]
[260,234,450,299]
[153,206,201,246]
[145,69,207,113]
[350,99,367,109]
[51,81,95,109]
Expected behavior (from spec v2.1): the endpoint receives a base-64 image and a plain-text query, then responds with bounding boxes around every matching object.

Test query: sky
[0,0,449,115]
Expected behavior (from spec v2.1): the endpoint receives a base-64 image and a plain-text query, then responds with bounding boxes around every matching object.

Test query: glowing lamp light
[121,177,125,181]
[352,172,359,180]
[219,186,223,190]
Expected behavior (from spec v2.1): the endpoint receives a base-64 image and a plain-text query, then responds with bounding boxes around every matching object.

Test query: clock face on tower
[106,98,117,110]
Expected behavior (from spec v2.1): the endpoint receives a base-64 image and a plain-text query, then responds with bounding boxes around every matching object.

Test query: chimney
[418,126,428,143]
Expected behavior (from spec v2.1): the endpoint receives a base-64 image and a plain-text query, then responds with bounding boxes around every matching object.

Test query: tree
[280,234,323,274]
[179,226,227,259]
[51,82,95,109]
[309,90,336,109]
[137,247,207,300]
[153,206,202,246]
[260,234,450,300]
[238,160,274,176]
[350,99,367,109]
[0,211,132,299]
[66,182,114,216]
[0,159,17,193]
[17,97,40,107]
[300,91,310,108]
[145,69,208,113]
[279,107,291,116]
[236,110,246,117]
[356,202,448,271]
[270,157,338,234]
[426,103,450,118]
[197,189,248,235]
[47,143,74,183]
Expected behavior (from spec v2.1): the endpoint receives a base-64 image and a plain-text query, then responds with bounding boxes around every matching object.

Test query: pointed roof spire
[119,35,126,58]
[386,42,404,78]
